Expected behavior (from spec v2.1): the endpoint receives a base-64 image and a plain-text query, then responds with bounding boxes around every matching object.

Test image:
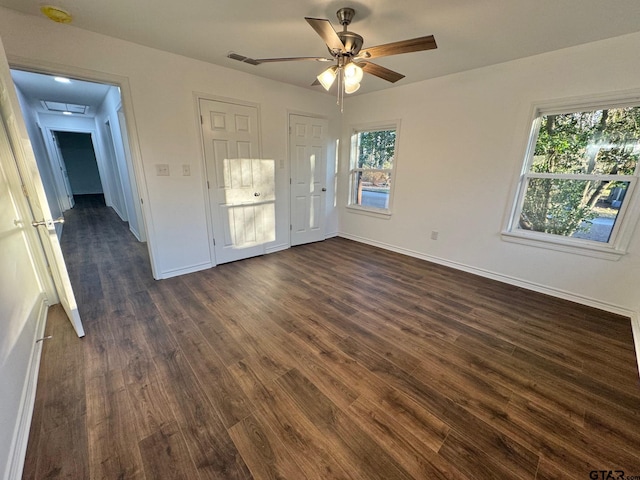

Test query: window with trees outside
[505,100,640,258]
[349,125,398,213]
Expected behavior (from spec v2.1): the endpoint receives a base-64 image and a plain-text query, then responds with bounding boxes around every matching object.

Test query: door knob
[321,187,327,192]
[254,192,261,197]
[32,217,65,228]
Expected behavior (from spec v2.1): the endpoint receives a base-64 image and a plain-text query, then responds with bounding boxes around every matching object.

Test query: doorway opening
[10,69,146,241]
[52,131,104,208]
[9,68,153,321]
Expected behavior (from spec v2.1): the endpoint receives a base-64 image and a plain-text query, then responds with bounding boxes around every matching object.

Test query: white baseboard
[160,261,212,279]
[631,312,640,376]
[265,243,289,254]
[110,204,127,222]
[338,232,635,318]
[129,225,141,242]
[324,231,339,239]
[5,295,48,480]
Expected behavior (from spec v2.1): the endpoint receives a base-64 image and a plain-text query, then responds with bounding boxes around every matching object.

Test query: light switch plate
[182,164,191,176]
[156,164,170,176]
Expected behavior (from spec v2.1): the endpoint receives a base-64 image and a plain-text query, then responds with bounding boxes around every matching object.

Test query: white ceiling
[2,0,640,96]
[10,69,112,116]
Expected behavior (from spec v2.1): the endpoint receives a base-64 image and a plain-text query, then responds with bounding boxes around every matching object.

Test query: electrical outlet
[430,230,439,240]
[182,164,191,176]
[156,164,170,176]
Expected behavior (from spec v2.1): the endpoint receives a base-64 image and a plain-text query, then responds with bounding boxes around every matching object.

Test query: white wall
[0,7,340,279]
[1,7,638,311]
[339,32,640,314]
[95,86,143,237]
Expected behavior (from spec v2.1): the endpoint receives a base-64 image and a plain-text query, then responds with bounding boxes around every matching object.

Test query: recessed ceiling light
[40,5,73,24]
[54,76,71,84]
[62,111,72,115]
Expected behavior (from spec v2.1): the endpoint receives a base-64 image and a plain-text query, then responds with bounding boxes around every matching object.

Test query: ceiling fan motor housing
[336,31,363,56]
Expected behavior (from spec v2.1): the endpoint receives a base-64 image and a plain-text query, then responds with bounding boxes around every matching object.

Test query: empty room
[1,1,639,479]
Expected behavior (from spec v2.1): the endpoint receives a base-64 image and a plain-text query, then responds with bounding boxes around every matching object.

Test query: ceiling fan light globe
[344,81,360,94]
[317,67,337,90]
[344,63,364,83]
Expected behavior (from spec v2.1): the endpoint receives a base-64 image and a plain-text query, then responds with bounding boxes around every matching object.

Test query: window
[505,100,640,258]
[348,124,398,214]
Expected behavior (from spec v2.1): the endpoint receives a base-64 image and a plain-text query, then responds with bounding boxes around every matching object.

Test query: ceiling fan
[228,7,437,99]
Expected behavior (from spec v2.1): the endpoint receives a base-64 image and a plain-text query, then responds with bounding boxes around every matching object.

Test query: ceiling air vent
[41,100,89,114]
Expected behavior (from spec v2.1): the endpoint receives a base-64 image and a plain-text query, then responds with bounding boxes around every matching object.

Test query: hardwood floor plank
[337,335,540,479]
[38,305,87,434]
[276,368,415,480]
[86,369,145,479]
[439,429,532,479]
[167,315,254,429]
[154,348,252,479]
[507,396,639,474]
[228,413,308,480]
[364,385,451,453]
[229,360,355,479]
[24,199,640,480]
[139,421,202,480]
[347,396,465,480]
[26,413,89,480]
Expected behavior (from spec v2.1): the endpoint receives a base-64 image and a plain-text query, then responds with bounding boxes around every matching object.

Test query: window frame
[347,121,400,217]
[502,94,640,260]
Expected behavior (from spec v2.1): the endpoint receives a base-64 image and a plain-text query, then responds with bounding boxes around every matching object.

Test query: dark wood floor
[23,194,640,479]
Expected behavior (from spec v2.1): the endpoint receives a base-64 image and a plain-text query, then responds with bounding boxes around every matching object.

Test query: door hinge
[200,115,203,125]
[140,198,144,204]
[289,178,292,185]
[207,180,210,189]
[290,224,292,231]
[289,126,292,135]
[213,237,216,246]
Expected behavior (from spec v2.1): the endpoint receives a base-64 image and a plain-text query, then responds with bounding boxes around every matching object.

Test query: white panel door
[200,99,275,264]
[289,114,328,246]
[51,131,74,210]
[0,37,84,337]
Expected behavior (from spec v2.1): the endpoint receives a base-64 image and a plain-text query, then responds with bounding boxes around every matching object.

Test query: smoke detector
[40,5,73,23]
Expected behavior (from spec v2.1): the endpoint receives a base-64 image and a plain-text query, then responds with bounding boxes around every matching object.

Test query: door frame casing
[8,55,159,278]
[42,127,107,207]
[193,92,263,267]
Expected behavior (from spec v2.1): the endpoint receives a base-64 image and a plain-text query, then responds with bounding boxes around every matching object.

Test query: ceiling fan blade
[227,53,261,65]
[254,56,333,64]
[305,17,345,53]
[358,35,437,60]
[359,62,405,83]
[228,53,332,65]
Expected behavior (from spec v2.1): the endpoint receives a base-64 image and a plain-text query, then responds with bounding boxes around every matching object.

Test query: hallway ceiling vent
[41,100,89,115]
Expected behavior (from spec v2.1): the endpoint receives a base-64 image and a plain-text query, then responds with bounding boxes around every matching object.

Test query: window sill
[501,230,625,261]
[346,204,392,219]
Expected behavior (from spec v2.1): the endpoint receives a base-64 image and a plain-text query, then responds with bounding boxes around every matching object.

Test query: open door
[49,130,74,211]
[0,37,84,337]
